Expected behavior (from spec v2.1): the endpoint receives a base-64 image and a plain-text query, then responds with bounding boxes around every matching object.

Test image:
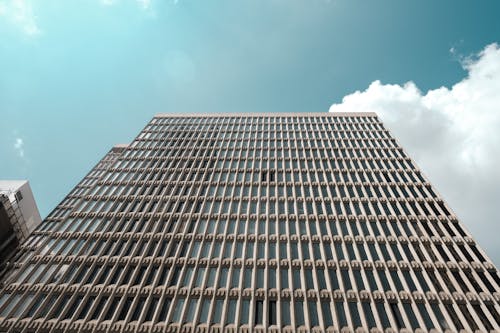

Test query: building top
[0,180,42,239]
[0,180,27,202]
[154,111,378,118]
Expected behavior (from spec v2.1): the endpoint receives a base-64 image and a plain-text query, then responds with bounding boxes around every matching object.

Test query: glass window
[89,296,107,320]
[230,268,240,288]
[131,296,146,322]
[268,268,276,289]
[103,296,120,321]
[157,297,171,322]
[226,299,237,324]
[357,303,372,328]
[218,268,228,288]
[118,296,133,321]
[212,299,223,324]
[305,270,315,290]
[348,302,361,327]
[63,295,83,320]
[144,297,159,322]
[255,300,263,325]
[185,298,198,323]
[334,301,347,327]
[268,300,277,325]
[308,301,319,326]
[292,270,301,289]
[294,301,305,326]
[240,300,250,325]
[389,303,405,329]
[170,297,184,323]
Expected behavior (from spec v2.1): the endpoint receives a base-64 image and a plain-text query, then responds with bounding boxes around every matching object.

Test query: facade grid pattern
[0,113,499,333]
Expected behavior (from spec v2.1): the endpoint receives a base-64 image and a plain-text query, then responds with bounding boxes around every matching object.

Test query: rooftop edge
[154,112,378,118]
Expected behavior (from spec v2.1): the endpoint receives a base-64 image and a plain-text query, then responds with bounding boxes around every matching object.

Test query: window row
[110,156,415,173]
[150,115,379,126]
[1,290,497,331]
[122,146,407,160]
[102,168,425,186]
[39,215,466,246]
[71,197,448,223]
[10,245,498,295]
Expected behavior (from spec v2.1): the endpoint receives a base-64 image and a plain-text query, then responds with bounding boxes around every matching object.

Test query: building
[0,113,499,333]
[0,180,42,278]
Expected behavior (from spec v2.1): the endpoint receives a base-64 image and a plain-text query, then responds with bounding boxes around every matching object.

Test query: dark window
[158,297,171,322]
[50,294,71,319]
[144,297,159,322]
[308,301,319,326]
[362,302,376,328]
[417,303,435,329]
[90,297,107,320]
[294,301,305,326]
[281,300,291,325]
[348,302,361,327]
[334,301,347,327]
[375,303,391,328]
[321,301,333,326]
[269,300,277,325]
[131,296,146,322]
[255,300,263,325]
[63,295,83,320]
[430,303,450,330]
[403,303,420,329]
[26,293,47,318]
[104,297,121,320]
[389,303,405,329]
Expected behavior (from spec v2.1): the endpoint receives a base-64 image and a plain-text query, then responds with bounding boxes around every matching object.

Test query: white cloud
[136,0,151,9]
[99,0,154,10]
[100,0,117,5]
[329,43,500,264]
[0,0,40,36]
[14,137,25,158]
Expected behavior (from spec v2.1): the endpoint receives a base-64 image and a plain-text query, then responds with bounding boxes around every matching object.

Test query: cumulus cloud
[0,0,40,36]
[13,137,25,158]
[329,43,500,265]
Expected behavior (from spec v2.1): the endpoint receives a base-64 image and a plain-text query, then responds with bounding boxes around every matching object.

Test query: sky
[1,0,499,264]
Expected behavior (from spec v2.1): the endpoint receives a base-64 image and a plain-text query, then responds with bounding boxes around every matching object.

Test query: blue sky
[1,0,500,263]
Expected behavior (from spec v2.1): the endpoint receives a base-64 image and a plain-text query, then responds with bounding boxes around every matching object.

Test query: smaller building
[0,181,41,278]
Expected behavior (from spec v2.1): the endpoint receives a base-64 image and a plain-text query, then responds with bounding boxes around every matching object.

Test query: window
[389,303,405,329]
[269,300,276,325]
[362,302,376,328]
[157,297,171,322]
[240,300,250,325]
[103,296,120,321]
[294,301,305,326]
[334,301,347,327]
[226,300,237,324]
[255,300,263,325]
[90,296,107,320]
[308,301,319,326]
[170,298,184,323]
[131,296,146,322]
[144,297,159,322]
[118,297,133,321]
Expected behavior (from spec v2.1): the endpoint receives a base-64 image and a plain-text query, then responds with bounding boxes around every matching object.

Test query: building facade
[0,180,42,278]
[0,113,499,333]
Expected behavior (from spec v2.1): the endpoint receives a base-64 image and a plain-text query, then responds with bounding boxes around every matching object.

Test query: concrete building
[0,113,499,332]
[0,180,42,277]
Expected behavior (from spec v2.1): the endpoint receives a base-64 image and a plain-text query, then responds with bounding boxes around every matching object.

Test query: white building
[0,180,42,271]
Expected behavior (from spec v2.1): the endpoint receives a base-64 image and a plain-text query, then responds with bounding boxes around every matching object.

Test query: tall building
[0,113,499,333]
[0,180,42,277]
